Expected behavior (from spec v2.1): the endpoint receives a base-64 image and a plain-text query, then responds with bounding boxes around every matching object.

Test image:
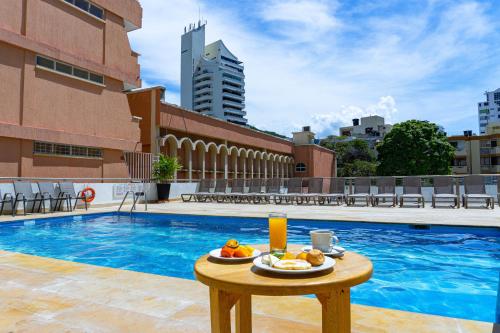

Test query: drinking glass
[268,212,287,255]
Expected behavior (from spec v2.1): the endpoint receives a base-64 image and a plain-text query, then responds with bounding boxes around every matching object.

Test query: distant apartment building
[448,123,500,175]
[0,0,143,178]
[338,116,393,152]
[478,88,500,134]
[180,22,247,125]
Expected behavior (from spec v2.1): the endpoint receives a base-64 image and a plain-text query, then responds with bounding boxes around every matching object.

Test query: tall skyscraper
[478,88,500,134]
[181,22,247,125]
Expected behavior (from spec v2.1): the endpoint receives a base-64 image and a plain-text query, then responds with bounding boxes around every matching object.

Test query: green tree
[376,120,455,176]
[320,138,377,177]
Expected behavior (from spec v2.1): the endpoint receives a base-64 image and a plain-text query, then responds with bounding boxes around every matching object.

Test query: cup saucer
[301,245,345,258]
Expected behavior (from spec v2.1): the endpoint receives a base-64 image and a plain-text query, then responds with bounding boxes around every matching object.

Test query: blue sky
[130,0,500,137]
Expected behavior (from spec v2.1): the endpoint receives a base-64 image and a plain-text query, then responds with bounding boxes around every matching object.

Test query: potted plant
[152,154,182,201]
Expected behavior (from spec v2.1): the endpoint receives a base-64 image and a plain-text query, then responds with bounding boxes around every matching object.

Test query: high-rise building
[180,22,247,125]
[478,88,500,134]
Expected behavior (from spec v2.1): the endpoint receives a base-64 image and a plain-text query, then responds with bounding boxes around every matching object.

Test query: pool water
[0,213,498,322]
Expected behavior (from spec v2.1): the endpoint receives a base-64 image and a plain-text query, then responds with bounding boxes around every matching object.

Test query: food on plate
[234,246,252,257]
[221,245,236,258]
[282,252,296,260]
[273,259,312,270]
[219,240,254,258]
[306,249,325,266]
[261,254,280,266]
[225,239,240,249]
[296,251,308,260]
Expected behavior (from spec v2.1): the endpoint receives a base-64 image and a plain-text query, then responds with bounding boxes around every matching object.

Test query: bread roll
[306,249,325,266]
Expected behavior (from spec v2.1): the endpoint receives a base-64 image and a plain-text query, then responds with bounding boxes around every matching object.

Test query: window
[295,163,306,172]
[223,73,242,82]
[34,141,102,158]
[64,0,104,19]
[494,92,500,100]
[36,55,104,86]
[36,56,54,69]
[492,140,498,148]
[55,62,72,75]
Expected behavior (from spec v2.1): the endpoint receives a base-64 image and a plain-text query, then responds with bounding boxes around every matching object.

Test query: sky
[129,0,500,138]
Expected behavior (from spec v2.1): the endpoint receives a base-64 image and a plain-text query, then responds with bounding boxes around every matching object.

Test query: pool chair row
[181,176,496,209]
[0,181,88,216]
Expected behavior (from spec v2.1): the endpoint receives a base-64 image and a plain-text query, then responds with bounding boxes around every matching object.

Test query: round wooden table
[194,244,373,333]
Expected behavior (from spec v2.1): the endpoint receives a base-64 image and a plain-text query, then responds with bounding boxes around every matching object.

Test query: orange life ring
[82,187,96,203]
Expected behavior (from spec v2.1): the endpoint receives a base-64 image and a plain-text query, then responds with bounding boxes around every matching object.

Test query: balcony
[454,150,467,157]
[194,86,212,95]
[224,108,247,117]
[222,91,244,101]
[222,77,244,87]
[194,101,212,110]
[225,114,248,125]
[194,95,212,104]
[222,100,245,110]
[452,166,468,174]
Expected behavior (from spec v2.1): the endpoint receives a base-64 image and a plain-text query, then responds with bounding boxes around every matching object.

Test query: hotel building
[0,1,335,181]
[0,0,143,178]
[478,88,500,134]
[180,22,247,125]
[448,123,500,174]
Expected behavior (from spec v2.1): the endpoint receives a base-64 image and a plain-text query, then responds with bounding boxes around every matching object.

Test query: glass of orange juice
[269,212,287,256]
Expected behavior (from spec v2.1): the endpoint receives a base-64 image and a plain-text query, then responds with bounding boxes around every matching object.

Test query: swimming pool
[0,212,497,322]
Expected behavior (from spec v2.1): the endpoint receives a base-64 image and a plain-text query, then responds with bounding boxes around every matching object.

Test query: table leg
[316,288,351,333]
[235,294,252,333]
[209,287,240,333]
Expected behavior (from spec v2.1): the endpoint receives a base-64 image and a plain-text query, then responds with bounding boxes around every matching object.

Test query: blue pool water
[0,213,498,322]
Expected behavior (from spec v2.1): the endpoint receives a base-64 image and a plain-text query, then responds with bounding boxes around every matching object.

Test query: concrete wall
[0,137,130,178]
[293,145,336,178]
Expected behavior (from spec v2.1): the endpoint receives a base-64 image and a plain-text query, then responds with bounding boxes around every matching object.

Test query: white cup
[310,230,339,253]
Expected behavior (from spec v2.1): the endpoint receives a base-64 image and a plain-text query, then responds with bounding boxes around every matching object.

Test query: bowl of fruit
[209,239,262,261]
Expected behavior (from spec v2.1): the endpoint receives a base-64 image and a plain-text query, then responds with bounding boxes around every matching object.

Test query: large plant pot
[156,183,171,201]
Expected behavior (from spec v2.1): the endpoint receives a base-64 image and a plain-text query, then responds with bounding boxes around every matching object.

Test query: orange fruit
[296,252,308,260]
[233,246,251,257]
[225,239,239,249]
[221,246,235,258]
[282,252,296,260]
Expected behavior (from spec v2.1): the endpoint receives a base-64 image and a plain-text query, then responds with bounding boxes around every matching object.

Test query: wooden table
[194,244,373,333]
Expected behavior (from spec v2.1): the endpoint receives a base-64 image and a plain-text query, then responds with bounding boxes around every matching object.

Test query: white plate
[209,248,262,261]
[253,256,336,275]
[301,246,345,258]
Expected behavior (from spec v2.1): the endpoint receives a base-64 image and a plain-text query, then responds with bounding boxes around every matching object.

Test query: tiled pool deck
[0,202,498,332]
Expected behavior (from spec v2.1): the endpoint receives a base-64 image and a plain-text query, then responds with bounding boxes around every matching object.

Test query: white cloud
[310,96,398,137]
[130,0,500,138]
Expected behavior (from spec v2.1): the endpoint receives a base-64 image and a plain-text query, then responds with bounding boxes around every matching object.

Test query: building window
[494,92,500,100]
[64,0,104,19]
[36,55,104,86]
[34,141,103,158]
[295,163,306,172]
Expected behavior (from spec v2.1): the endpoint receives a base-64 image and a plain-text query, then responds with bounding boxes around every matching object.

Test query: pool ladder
[118,190,148,213]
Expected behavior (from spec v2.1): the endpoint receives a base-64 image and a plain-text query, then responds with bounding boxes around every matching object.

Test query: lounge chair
[462,175,494,209]
[346,177,371,206]
[372,177,397,207]
[301,178,324,204]
[253,178,281,204]
[240,178,262,203]
[38,182,67,212]
[498,179,500,207]
[58,182,87,211]
[181,178,214,202]
[0,189,14,216]
[317,178,345,205]
[275,178,303,204]
[431,176,458,208]
[225,178,245,203]
[13,181,46,215]
[400,177,424,208]
[205,179,228,202]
